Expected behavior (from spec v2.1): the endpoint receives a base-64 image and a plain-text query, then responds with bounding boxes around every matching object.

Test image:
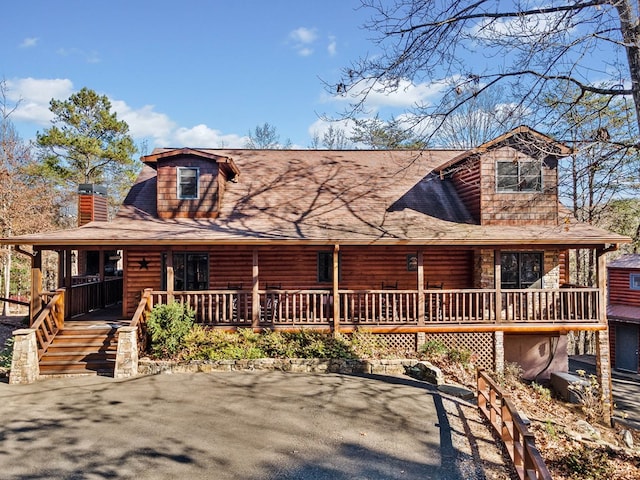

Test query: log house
[1,126,630,382]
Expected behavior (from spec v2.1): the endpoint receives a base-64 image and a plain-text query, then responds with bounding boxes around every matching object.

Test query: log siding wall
[123,245,475,317]
[609,267,640,307]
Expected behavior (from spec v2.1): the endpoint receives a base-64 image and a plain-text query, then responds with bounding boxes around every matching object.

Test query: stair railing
[129,288,153,355]
[30,288,65,359]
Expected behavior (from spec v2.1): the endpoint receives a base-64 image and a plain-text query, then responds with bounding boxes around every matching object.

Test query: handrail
[30,288,65,360]
[477,369,552,480]
[130,288,153,354]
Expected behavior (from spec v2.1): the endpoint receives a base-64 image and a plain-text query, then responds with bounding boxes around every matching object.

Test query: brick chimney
[78,184,108,226]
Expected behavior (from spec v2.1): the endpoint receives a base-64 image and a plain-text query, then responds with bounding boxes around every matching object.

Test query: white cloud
[289,27,318,56]
[173,124,247,148]
[469,10,573,43]
[5,77,74,124]
[326,77,447,111]
[111,100,175,141]
[327,36,337,56]
[20,37,38,48]
[5,77,248,148]
[57,47,101,64]
[289,27,317,44]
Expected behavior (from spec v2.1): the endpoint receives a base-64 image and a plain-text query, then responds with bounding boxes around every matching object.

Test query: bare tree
[434,90,527,148]
[336,0,640,144]
[245,122,291,149]
[310,125,351,149]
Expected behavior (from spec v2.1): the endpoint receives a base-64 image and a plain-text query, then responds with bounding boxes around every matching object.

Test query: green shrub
[147,302,195,357]
[419,339,448,359]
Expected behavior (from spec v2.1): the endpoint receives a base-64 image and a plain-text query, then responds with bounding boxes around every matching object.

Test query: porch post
[494,249,504,375]
[417,249,425,325]
[29,249,43,326]
[166,250,174,303]
[595,248,613,422]
[494,250,502,323]
[252,248,260,328]
[333,244,340,336]
[64,249,72,319]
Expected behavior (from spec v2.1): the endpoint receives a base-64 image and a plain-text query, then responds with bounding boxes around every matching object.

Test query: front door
[616,323,639,372]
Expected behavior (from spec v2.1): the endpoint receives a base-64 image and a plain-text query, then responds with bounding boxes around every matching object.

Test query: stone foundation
[138,357,420,376]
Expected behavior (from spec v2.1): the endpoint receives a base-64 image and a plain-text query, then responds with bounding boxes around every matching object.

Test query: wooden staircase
[39,321,123,376]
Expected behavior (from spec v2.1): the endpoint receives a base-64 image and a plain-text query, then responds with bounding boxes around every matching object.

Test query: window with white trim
[177,167,199,199]
[496,160,542,192]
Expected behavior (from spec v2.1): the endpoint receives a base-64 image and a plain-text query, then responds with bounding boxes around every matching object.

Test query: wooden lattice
[424,332,494,370]
[378,333,417,352]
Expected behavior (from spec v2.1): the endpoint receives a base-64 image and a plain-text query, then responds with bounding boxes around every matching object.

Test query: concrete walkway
[0,372,511,480]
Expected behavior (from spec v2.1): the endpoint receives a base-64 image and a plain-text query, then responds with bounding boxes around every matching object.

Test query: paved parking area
[0,372,510,479]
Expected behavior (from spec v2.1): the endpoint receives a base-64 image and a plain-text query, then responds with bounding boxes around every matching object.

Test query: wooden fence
[477,369,552,480]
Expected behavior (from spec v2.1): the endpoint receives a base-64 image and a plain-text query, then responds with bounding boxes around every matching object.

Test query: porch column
[333,244,340,336]
[64,249,72,319]
[417,249,425,325]
[494,250,502,323]
[595,248,613,421]
[252,248,260,329]
[494,250,505,375]
[166,250,174,303]
[29,249,43,326]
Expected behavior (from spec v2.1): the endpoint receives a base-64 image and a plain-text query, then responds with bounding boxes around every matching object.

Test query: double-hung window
[177,167,199,199]
[496,160,542,192]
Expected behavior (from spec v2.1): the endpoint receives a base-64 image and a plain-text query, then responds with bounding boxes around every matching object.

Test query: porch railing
[31,288,65,359]
[67,277,124,317]
[151,286,602,328]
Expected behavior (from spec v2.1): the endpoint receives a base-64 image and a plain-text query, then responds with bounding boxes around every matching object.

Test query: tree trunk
[2,246,10,316]
[616,0,640,138]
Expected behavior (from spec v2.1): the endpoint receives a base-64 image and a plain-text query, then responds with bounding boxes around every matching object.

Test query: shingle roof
[1,148,630,247]
[609,255,640,269]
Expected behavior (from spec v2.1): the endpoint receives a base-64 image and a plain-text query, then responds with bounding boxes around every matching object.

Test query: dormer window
[496,160,542,192]
[178,167,199,199]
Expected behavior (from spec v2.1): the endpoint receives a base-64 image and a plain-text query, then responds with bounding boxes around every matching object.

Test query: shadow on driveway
[0,372,511,479]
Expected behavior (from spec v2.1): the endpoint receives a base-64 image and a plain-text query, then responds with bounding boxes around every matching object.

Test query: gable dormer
[142,148,240,219]
[435,126,571,226]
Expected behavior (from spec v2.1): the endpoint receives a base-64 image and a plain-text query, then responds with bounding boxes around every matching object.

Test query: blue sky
[1,0,437,150]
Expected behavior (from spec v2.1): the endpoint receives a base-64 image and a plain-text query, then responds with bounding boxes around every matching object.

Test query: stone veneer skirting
[138,358,420,376]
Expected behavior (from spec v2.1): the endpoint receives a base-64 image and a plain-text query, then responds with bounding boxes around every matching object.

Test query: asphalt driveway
[0,372,510,480]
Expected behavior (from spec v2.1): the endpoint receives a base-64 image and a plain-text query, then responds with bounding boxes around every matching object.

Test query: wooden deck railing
[477,369,552,480]
[129,288,153,354]
[151,286,602,328]
[30,288,65,359]
[67,277,124,317]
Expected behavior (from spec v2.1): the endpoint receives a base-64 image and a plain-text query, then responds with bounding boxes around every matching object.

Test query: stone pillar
[416,332,426,351]
[595,328,613,424]
[114,327,138,379]
[494,331,504,375]
[9,329,40,384]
